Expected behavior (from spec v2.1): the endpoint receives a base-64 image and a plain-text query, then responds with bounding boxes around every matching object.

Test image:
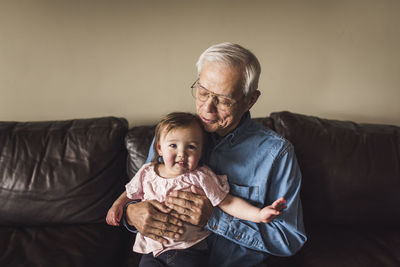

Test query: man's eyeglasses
[190,79,242,111]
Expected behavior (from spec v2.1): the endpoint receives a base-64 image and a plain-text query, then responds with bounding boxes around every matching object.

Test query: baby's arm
[106,190,131,226]
[218,195,287,223]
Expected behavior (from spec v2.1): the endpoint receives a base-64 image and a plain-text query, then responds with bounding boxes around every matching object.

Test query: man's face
[195,61,257,136]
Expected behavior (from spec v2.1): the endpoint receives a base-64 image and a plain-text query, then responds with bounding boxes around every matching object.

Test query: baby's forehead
[162,121,202,134]
[161,124,204,141]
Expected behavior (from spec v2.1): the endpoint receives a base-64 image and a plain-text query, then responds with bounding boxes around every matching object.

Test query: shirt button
[213,225,218,230]
[236,235,241,239]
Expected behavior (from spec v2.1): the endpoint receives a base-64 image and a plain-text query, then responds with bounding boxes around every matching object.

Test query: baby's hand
[258,197,287,223]
[270,197,287,211]
[106,204,123,226]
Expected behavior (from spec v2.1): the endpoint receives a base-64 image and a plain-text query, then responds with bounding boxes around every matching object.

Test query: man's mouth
[201,116,217,124]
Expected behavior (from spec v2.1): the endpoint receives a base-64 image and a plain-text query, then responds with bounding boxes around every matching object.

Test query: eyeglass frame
[190,79,245,111]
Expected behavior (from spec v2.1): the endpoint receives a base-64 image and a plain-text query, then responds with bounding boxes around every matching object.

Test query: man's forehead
[199,75,242,98]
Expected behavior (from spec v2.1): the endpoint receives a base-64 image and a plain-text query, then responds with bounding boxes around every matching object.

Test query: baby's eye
[169,144,177,148]
[188,145,197,150]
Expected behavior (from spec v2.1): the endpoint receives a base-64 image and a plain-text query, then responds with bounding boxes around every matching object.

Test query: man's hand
[126,200,184,245]
[166,185,213,227]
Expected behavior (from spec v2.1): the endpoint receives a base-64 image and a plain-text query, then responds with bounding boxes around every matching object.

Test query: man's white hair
[196,42,261,97]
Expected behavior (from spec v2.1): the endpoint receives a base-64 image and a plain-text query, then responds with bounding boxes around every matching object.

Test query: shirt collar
[211,111,252,146]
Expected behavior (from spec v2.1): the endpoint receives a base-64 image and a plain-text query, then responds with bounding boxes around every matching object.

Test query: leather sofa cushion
[0,224,139,267]
[125,125,155,178]
[0,117,128,225]
[267,225,400,267]
[270,111,400,226]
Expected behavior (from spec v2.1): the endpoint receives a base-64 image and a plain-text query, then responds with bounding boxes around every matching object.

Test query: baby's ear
[156,142,162,156]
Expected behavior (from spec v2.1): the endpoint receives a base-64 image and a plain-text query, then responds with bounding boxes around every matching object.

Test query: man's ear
[245,90,260,111]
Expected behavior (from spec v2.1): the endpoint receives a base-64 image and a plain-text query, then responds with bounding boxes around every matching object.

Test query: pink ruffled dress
[126,162,229,257]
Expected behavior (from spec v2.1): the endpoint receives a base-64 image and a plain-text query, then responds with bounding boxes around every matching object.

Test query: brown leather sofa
[1,111,399,267]
[0,117,138,267]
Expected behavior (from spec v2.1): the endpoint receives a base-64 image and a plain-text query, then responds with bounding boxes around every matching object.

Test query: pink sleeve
[125,164,148,200]
[194,166,230,206]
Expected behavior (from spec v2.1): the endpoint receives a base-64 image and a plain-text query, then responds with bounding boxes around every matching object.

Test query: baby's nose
[177,150,185,157]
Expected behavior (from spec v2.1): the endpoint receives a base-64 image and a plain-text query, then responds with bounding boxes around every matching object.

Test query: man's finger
[146,233,169,245]
[169,190,200,203]
[150,207,183,227]
[170,210,195,224]
[152,226,181,240]
[190,185,206,196]
[166,201,193,216]
[167,196,196,210]
[150,219,184,234]
[167,190,213,227]
[149,200,172,213]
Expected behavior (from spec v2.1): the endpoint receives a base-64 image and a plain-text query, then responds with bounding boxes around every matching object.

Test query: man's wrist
[122,200,140,233]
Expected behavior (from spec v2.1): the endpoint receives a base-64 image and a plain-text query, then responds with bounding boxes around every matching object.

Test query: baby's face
[157,123,203,177]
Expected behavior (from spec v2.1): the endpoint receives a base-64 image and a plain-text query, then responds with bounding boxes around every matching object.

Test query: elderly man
[124,43,307,266]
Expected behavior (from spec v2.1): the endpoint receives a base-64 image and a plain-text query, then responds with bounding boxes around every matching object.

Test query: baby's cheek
[163,154,175,165]
[189,156,200,169]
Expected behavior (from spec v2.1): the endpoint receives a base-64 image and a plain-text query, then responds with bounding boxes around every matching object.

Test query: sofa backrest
[125,125,155,179]
[124,119,274,179]
[0,117,128,226]
[270,111,400,227]
[124,111,400,228]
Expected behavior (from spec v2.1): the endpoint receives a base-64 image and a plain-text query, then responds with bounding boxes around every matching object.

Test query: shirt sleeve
[257,144,307,256]
[195,166,230,206]
[206,143,307,256]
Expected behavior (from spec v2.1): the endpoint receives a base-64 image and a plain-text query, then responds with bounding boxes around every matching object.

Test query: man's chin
[199,118,215,130]
[202,123,218,133]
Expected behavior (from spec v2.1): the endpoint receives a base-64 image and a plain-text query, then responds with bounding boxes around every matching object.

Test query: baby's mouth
[176,161,186,167]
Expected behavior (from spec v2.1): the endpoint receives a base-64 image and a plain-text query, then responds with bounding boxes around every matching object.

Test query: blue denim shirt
[126,112,306,265]
[202,112,306,259]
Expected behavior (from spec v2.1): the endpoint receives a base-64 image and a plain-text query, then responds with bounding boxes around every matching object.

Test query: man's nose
[203,94,218,112]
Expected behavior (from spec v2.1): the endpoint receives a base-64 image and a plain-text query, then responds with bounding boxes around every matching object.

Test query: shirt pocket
[229,183,259,205]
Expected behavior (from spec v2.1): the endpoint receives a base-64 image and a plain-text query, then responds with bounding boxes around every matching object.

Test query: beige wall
[1,0,399,126]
